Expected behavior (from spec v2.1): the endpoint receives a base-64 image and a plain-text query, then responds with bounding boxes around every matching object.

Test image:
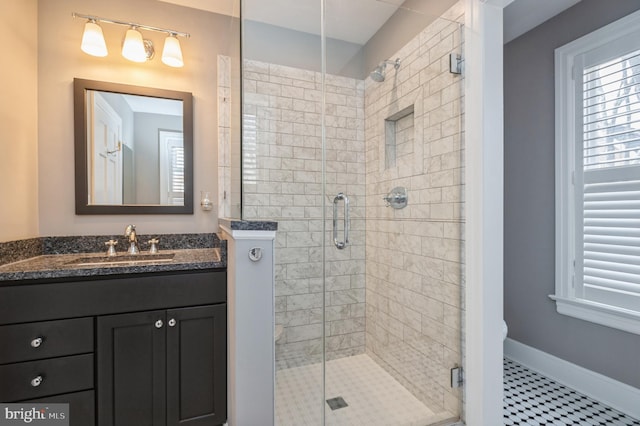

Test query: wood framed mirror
[74,78,193,214]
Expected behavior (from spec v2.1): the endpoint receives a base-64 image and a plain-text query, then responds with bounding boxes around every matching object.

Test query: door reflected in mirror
[74,79,193,214]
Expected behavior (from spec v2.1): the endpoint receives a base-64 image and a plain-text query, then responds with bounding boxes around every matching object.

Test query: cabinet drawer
[0,317,93,365]
[0,354,93,402]
[26,390,95,426]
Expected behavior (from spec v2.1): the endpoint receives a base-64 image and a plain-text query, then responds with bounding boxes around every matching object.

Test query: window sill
[549,295,640,335]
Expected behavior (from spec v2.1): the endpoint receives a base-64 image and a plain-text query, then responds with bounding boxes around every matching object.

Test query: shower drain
[326,396,348,411]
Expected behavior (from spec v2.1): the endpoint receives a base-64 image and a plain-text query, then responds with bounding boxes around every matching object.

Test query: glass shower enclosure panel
[241,1,325,424]
[241,0,465,424]
[323,1,465,425]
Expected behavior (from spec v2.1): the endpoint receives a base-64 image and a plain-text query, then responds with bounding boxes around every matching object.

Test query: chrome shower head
[370,66,386,82]
[369,58,401,82]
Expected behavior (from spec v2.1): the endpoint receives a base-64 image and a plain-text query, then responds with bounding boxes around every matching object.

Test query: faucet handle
[105,240,118,256]
[148,238,159,254]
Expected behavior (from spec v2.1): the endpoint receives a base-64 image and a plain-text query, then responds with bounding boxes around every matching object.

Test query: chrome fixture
[148,238,159,254]
[449,53,463,75]
[370,58,401,82]
[124,224,139,254]
[201,191,213,211]
[105,239,118,256]
[383,187,408,209]
[333,193,350,249]
[30,376,43,387]
[72,12,189,67]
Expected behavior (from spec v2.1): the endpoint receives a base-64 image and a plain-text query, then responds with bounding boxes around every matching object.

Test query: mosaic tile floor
[504,358,640,426]
[276,354,456,426]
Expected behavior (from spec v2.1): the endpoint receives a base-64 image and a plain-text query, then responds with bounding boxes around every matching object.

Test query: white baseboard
[504,338,640,420]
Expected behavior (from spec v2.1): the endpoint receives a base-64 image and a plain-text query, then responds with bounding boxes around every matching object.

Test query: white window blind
[168,145,185,205]
[554,10,640,334]
[159,130,184,206]
[578,49,640,311]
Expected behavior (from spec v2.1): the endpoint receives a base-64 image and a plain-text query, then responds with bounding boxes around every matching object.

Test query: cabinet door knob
[155,320,164,329]
[31,375,43,387]
[168,318,176,327]
[30,337,43,348]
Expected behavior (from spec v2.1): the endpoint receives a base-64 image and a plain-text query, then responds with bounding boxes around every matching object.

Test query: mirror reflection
[87,90,184,206]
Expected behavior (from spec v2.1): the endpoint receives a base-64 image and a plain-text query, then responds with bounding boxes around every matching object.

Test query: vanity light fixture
[80,19,108,57]
[122,27,153,63]
[73,13,189,67]
[162,34,183,68]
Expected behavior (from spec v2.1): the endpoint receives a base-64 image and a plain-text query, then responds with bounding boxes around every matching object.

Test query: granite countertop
[0,248,225,283]
[218,218,278,231]
[0,233,226,283]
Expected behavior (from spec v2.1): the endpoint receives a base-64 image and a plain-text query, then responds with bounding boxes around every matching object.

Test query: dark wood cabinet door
[166,305,227,426]
[97,310,166,426]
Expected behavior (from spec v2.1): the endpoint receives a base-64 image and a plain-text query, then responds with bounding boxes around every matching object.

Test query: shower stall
[238,0,465,424]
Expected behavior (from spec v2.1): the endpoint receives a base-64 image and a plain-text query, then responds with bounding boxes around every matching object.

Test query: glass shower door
[322,1,465,425]
[241,1,326,424]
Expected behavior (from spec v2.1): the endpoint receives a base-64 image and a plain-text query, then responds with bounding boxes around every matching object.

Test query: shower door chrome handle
[333,193,350,250]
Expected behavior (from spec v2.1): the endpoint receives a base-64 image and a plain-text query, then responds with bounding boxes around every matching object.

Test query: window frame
[552,9,640,335]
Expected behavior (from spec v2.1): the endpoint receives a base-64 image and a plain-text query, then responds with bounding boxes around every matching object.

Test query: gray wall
[133,113,182,204]
[504,0,640,388]
[243,20,364,78]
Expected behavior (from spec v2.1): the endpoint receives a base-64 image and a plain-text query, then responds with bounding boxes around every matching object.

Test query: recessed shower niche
[385,104,415,169]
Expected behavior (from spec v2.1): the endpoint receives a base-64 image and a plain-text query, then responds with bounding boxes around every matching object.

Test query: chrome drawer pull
[30,375,43,387]
[168,318,176,327]
[155,320,164,329]
[30,337,43,348]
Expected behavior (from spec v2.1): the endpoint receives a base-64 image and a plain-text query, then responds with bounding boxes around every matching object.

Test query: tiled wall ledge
[0,233,222,267]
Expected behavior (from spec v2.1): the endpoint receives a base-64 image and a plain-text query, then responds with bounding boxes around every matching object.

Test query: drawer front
[0,317,93,364]
[25,390,95,426]
[0,354,93,402]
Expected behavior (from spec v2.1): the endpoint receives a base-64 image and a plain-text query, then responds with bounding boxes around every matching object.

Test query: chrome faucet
[124,224,139,255]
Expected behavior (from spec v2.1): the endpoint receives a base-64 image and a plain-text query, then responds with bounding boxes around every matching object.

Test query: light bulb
[122,27,147,63]
[162,34,184,68]
[81,21,108,57]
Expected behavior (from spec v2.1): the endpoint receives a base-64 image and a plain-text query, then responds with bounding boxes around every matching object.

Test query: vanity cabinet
[0,270,227,426]
[97,305,226,426]
[0,317,96,426]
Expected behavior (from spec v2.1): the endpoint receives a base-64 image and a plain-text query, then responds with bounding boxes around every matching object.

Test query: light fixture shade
[162,34,184,68]
[122,28,147,62]
[81,21,108,57]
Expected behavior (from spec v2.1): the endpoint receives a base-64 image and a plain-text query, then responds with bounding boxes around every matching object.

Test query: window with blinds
[159,130,185,206]
[579,50,640,312]
[168,145,185,205]
[554,10,640,334]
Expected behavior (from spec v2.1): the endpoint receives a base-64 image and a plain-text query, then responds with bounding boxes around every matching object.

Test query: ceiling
[158,0,583,46]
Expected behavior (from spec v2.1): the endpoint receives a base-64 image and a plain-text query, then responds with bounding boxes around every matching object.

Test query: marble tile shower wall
[364,3,464,416]
[243,61,366,368]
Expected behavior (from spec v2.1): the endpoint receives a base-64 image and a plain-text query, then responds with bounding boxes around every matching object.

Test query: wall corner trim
[504,338,640,420]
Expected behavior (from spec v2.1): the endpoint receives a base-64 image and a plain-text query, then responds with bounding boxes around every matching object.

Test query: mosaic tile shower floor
[275,354,455,426]
[504,358,640,426]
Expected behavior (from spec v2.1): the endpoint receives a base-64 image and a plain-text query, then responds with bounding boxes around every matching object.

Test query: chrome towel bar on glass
[333,193,350,249]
